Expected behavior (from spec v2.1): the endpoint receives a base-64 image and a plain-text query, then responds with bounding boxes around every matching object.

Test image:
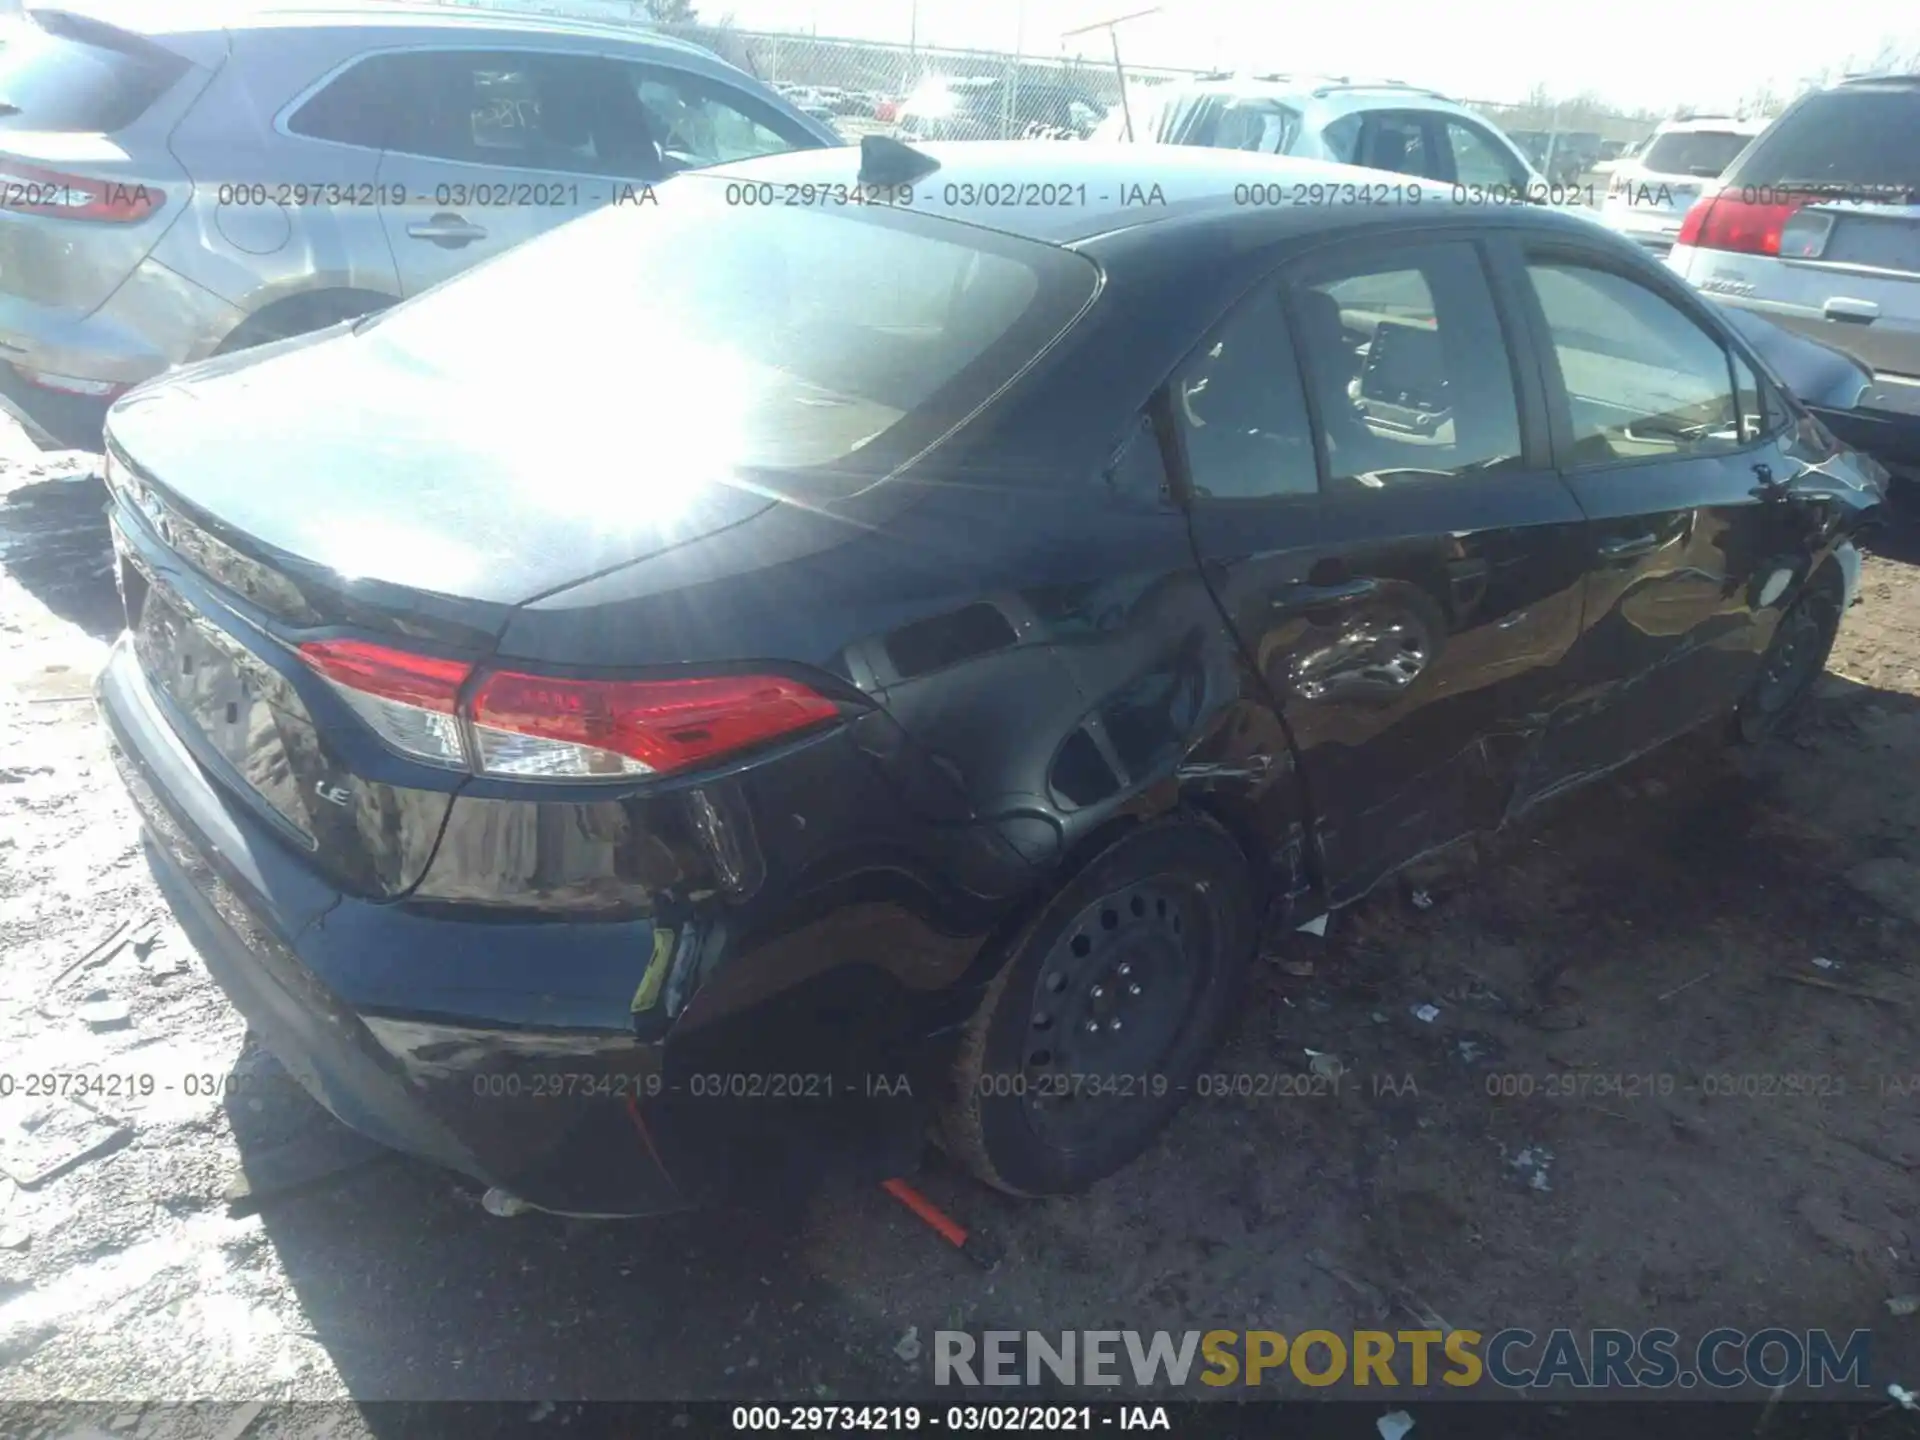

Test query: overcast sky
[715,0,1919,111]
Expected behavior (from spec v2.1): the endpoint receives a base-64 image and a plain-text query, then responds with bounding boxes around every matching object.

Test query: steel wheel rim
[1019,879,1212,1146]
[1752,598,1828,718]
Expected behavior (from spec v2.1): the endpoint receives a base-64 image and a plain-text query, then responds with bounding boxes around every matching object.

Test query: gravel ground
[5,419,1920,1429]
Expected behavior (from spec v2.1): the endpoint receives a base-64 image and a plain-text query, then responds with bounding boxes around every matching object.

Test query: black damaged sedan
[96,140,1884,1216]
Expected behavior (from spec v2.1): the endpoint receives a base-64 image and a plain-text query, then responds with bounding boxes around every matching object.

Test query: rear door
[370,48,663,296]
[1180,233,1590,904]
[1512,242,1806,797]
[1684,82,1920,378]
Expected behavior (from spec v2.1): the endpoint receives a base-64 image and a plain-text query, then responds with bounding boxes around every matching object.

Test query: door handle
[406,213,488,247]
[1822,297,1879,324]
[1596,532,1658,561]
[1269,576,1379,613]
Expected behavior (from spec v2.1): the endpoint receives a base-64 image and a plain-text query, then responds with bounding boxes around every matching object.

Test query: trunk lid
[103,321,783,620]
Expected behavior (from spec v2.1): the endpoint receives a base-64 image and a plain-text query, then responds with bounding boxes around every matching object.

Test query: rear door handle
[1596,533,1658,561]
[1823,297,1879,324]
[1269,576,1379,613]
[406,213,488,246]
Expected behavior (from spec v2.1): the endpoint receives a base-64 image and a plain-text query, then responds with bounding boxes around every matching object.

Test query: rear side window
[1290,242,1523,490]
[1354,112,1443,180]
[1727,86,1920,196]
[356,177,1098,475]
[1639,129,1753,178]
[0,15,189,133]
[1170,292,1317,501]
[621,64,820,168]
[297,51,661,176]
[1527,262,1741,465]
[287,54,404,148]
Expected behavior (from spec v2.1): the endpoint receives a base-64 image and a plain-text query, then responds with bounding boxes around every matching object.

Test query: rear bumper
[96,638,937,1217]
[0,258,243,388]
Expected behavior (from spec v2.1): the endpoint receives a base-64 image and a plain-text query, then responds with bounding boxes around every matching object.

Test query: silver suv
[1667,76,1920,382]
[0,3,837,445]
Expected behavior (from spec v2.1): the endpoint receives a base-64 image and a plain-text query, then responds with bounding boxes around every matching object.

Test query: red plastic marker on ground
[882,1177,1000,1270]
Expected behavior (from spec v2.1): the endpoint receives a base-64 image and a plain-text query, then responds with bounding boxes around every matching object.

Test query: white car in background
[1599,115,1768,254]
[1093,73,1547,196]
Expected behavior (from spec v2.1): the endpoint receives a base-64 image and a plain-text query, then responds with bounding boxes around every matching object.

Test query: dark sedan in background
[95,140,1884,1216]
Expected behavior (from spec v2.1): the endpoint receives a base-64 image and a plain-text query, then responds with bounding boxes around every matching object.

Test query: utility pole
[1061,7,1161,141]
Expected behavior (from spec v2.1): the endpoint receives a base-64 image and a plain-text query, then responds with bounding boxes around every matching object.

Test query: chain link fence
[410,2,1655,180]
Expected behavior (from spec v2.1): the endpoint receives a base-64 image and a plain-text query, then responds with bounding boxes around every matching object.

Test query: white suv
[1095,74,1546,196]
[1599,115,1768,255]
[1667,76,1920,383]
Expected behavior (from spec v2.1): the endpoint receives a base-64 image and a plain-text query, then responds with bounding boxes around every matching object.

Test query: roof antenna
[858,134,942,186]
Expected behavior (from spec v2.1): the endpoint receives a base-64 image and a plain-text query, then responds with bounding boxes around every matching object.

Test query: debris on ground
[1305,1050,1344,1083]
[893,1327,922,1364]
[0,1097,132,1188]
[1376,1411,1416,1440]
[1812,956,1838,970]
[1411,1004,1441,1024]
[1409,890,1434,911]
[1888,1294,1920,1318]
[1508,1145,1554,1193]
[1656,971,1714,1002]
[1279,958,1315,977]
[77,997,132,1031]
[480,1187,531,1218]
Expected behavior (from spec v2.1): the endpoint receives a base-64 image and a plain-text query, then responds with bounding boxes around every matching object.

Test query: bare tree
[641,0,698,22]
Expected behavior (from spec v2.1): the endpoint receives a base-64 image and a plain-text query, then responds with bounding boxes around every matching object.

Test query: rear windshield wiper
[0,103,20,118]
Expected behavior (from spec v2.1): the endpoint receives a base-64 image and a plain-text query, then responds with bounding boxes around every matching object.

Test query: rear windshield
[0,16,189,133]
[1640,130,1753,178]
[1727,87,1920,197]
[356,174,1099,478]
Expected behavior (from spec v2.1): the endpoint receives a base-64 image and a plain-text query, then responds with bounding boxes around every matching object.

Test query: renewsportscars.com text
[934,1328,1873,1390]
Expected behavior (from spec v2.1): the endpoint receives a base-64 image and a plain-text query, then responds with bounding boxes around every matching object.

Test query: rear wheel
[940,813,1255,1196]
[1732,567,1843,744]
[214,291,392,356]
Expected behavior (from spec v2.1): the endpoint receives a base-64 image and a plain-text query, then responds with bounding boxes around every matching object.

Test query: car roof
[703,139,1586,247]
[36,0,714,59]
[1145,74,1472,114]
[1654,115,1770,134]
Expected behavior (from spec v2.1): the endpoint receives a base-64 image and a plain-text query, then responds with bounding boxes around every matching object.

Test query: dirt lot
[5,422,1920,1428]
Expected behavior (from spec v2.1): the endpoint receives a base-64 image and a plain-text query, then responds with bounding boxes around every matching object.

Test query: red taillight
[0,158,164,223]
[1675,195,1716,246]
[1678,194,1802,256]
[298,639,839,780]
[469,671,840,779]
[299,639,473,769]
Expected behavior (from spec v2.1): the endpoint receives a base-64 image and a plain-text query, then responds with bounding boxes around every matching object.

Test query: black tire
[1731,566,1844,745]
[940,812,1255,1197]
